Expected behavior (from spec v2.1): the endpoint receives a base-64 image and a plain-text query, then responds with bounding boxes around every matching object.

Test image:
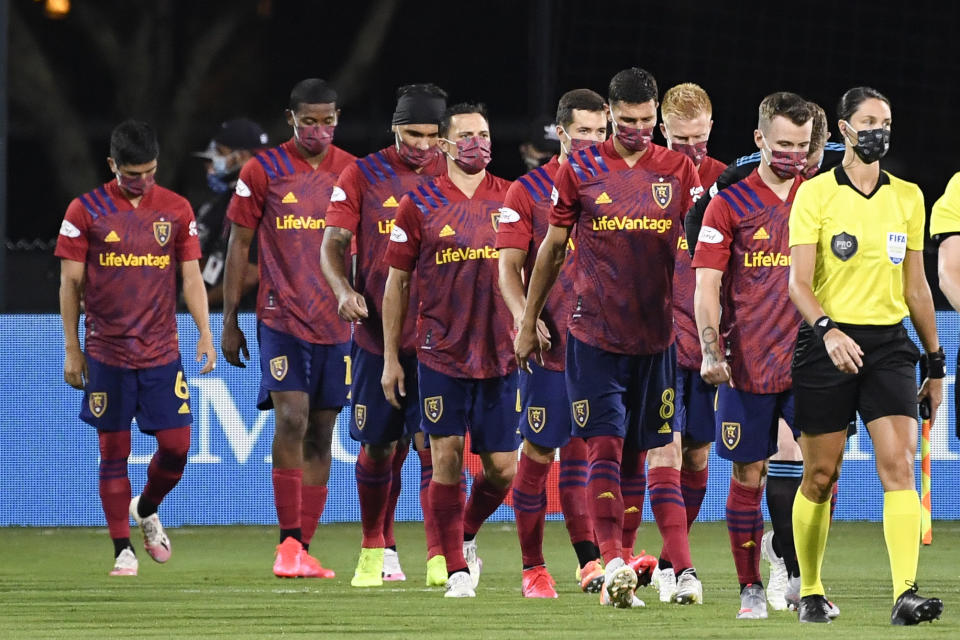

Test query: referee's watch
[921,347,947,379]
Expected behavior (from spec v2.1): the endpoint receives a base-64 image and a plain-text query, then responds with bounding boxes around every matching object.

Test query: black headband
[392,93,446,126]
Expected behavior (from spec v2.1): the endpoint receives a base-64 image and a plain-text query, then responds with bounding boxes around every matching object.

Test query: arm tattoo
[701,327,723,363]
[328,226,353,250]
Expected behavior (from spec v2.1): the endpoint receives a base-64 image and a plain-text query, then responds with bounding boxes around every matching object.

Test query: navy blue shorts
[256,322,349,411]
[518,363,571,449]
[715,385,796,463]
[349,343,421,446]
[417,363,520,454]
[676,366,716,443]
[565,335,677,451]
[80,354,192,432]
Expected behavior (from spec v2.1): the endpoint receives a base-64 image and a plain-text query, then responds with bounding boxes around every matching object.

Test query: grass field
[1,521,958,638]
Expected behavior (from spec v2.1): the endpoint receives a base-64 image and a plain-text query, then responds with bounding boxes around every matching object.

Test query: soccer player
[221,78,354,578]
[515,67,703,609]
[789,87,943,625]
[693,92,813,620]
[382,103,517,598]
[655,82,726,603]
[933,172,960,314]
[496,88,608,598]
[322,83,449,588]
[56,119,216,576]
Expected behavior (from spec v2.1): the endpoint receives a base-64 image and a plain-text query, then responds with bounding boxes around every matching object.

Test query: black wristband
[921,346,946,379]
[811,315,839,341]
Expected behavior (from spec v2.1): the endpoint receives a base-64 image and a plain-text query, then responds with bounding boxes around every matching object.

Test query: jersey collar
[834,165,890,199]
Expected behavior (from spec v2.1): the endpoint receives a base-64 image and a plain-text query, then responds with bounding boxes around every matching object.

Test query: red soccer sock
[98,430,132,540]
[429,480,466,572]
[649,466,693,572]
[272,467,303,532]
[559,438,594,545]
[464,472,509,538]
[512,452,551,568]
[383,442,409,549]
[680,466,709,531]
[620,449,647,559]
[142,426,190,508]
[586,435,624,564]
[356,448,392,548]
[726,477,764,585]
[300,485,328,547]
[418,449,443,559]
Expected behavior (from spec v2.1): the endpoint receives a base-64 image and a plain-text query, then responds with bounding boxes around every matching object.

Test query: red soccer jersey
[691,169,802,394]
[384,172,515,379]
[227,139,355,344]
[673,155,727,370]
[325,146,446,356]
[54,181,201,369]
[549,140,703,356]
[495,157,575,372]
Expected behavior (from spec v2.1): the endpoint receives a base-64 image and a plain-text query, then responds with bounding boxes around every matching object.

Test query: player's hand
[534,319,552,353]
[337,289,369,322]
[514,322,544,373]
[700,355,731,386]
[196,330,217,374]
[64,346,88,390]
[221,321,249,368]
[823,328,863,374]
[918,376,943,426]
[381,356,406,410]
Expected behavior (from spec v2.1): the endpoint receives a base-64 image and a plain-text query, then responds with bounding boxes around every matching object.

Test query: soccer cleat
[579,559,605,593]
[737,583,768,619]
[785,575,801,611]
[673,568,703,605]
[600,557,638,609]
[522,566,558,599]
[657,567,677,603]
[761,531,788,611]
[825,599,840,619]
[109,548,138,576]
[299,550,335,578]
[426,554,448,587]
[382,548,406,581]
[798,594,832,623]
[890,584,943,625]
[273,537,302,578]
[444,570,476,598]
[129,495,171,563]
[601,588,646,608]
[627,552,658,587]
[463,539,482,588]
[351,547,384,587]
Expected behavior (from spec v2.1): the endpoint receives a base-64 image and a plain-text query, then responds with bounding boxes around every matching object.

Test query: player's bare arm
[938,235,960,310]
[320,225,368,321]
[180,259,216,374]
[59,258,88,390]
[693,266,731,385]
[788,243,863,373]
[515,224,569,371]
[903,249,942,419]
[498,247,551,348]
[381,266,410,409]
[221,223,254,367]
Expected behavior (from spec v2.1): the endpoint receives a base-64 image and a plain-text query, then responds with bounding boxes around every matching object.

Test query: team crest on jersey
[88,392,108,418]
[355,404,367,430]
[269,356,288,381]
[491,210,502,233]
[572,400,590,428]
[652,183,672,209]
[153,221,172,247]
[722,421,741,450]
[424,396,443,423]
[527,407,546,433]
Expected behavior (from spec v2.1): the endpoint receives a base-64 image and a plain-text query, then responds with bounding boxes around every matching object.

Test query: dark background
[6,0,959,310]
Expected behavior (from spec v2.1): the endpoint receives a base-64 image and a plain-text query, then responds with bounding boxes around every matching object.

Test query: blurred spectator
[518,115,562,171]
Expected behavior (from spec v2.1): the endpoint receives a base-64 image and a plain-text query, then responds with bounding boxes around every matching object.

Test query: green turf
[0,521,957,638]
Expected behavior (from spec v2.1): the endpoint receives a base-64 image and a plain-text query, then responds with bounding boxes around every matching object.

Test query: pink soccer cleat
[628,551,658,587]
[522,566,559,599]
[109,548,138,576]
[129,495,171,563]
[299,549,335,578]
[382,548,406,582]
[273,537,303,578]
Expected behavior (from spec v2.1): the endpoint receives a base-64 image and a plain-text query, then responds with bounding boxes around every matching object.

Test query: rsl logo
[354,404,367,430]
[88,392,108,418]
[722,421,741,450]
[424,396,443,423]
[527,407,546,433]
[269,356,288,381]
[572,400,589,428]
[652,182,672,209]
[153,220,172,247]
[491,210,502,232]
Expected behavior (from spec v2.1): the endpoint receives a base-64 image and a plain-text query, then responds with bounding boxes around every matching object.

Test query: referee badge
[887,232,907,265]
[527,407,546,433]
[722,421,741,450]
[572,400,590,428]
[269,356,288,381]
[88,392,108,418]
[424,396,443,423]
[354,404,367,430]
[831,232,858,261]
[652,183,673,209]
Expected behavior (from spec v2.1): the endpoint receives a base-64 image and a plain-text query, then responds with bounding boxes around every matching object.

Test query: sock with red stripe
[727,477,764,586]
[98,430,132,540]
[512,451,550,568]
[429,480,466,573]
[680,466,708,530]
[649,466,692,572]
[464,472,509,538]
[383,442,408,549]
[141,426,190,517]
[272,467,302,542]
[586,435,624,564]
[620,448,647,559]
[356,447,392,548]
[300,485,327,549]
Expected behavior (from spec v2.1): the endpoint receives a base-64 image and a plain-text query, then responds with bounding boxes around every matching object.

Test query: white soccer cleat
[761,530,788,611]
[785,575,801,611]
[382,548,406,582]
[673,568,703,604]
[600,557,638,609]
[737,583,769,619]
[657,567,677,603]
[463,539,481,589]
[129,495,171,563]
[444,570,476,598]
[109,548,138,576]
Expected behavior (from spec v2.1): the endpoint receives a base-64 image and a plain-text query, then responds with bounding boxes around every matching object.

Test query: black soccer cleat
[798,594,832,623]
[890,584,943,626]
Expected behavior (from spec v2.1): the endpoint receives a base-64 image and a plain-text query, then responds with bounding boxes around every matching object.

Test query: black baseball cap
[525,116,561,154]
[193,118,268,158]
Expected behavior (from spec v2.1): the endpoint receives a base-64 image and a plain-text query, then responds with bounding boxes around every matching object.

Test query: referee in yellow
[787,87,944,625]
[933,172,960,308]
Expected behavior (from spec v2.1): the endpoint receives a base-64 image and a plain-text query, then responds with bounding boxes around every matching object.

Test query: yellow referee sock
[793,490,831,597]
[883,489,921,603]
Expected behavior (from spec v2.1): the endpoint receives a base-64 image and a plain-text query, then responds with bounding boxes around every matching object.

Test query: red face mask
[672,141,708,166]
[762,136,807,179]
[116,172,155,197]
[396,134,440,168]
[567,138,597,154]
[447,136,491,174]
[613,122,653,153]
[295,122,335,156]
[801,163,820,180]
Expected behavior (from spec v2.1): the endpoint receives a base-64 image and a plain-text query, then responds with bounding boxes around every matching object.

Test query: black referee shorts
[792,323,920,434]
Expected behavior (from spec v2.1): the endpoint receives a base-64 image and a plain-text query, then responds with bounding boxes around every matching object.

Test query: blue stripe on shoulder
[568,155,588,182]
[264,149,286,176]
[589,146,609,173]
[78,193,102,219]
[254,154,278,180]
[518,176,544,202]
[374,152,398,179]
[416,184,439,209]
[726,183,755,213]
[275,147,296,175]
[574,149,598,178]
[363,155,387,182]
[409,192,429,215]
[95,186,118,213]
[356,157,376,184]
[426,181,448,206]
[736,182,764,209]
[717,190,746,218]
[533,166,554,186]
[526,172,549,200]
[735,151,762,167]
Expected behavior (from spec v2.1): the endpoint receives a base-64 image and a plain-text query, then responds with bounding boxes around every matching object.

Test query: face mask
[207,172,231,193]
[671,141,708,166]
[395,133,439,168]
[560,127,597,156]
[611,119,653,153]
[444,136,491,174]
[800,153,824,180]
[293,116,335,155]
[210,153,229,176]
[116,172,155,197]
[843,121,890,164]
[761,135,806,180]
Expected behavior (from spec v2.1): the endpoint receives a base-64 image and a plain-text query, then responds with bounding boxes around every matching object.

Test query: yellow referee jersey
[789,166,925,325]
[929,172,960,237]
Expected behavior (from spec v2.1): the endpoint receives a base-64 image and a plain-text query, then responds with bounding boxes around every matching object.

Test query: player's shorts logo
[269,356,288,381]
[153,221,172,247]
[424,396,443,423]
[652,183,672,209]
[491,210,501,233]
[572,400,590,428]
[527,407,546,433]
[722,421,741,450]
[355,404,367,430]
[88,392,108,418]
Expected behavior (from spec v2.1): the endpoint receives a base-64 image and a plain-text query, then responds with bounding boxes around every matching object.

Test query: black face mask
[844,122,890,164]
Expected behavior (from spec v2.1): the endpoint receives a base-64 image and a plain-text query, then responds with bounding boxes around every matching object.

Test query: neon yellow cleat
[350,547,384,587]
[426,554,448,587]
